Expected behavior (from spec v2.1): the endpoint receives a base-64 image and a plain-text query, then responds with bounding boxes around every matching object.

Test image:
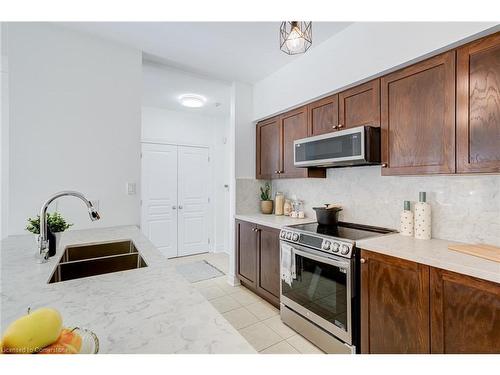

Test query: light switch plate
[127,182,136,195]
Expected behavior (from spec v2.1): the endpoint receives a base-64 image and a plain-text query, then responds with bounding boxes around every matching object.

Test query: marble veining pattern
[236,178,269,214]
[358,234,500,284]
[235,213,316,230]
[271,167,500,246]
[0,226,255,354]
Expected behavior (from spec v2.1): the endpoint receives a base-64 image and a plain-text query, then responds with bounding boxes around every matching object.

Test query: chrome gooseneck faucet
[38,191,100,263]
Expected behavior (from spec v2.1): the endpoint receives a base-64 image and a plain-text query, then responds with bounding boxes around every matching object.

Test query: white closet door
[141,143,178,258]
[177,146,210,256]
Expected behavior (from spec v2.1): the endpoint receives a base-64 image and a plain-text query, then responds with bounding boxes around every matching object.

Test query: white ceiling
[57,22,352,83]
[142,61,231,117]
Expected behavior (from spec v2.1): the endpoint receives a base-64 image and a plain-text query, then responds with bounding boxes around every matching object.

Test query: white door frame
[140,140,214,256]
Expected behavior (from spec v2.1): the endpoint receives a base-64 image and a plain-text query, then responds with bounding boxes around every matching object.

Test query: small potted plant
[26,212,73,257]
[260,183,273,214]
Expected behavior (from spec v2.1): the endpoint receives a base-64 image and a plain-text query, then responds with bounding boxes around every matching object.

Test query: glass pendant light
[280,21,312,55]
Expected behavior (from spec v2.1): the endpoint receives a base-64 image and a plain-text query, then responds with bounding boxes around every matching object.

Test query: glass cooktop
[290,222,394,241]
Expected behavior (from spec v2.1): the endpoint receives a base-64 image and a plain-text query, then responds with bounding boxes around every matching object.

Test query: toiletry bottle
[274,192,284,216]
[400,200,414,236]
[414,192,431,240]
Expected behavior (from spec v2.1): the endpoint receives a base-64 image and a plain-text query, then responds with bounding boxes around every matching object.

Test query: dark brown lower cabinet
[360,250,430,354]
[236,220,280,307]
[361,249,500,354]
[236,220,258,288]
[430,267,500,353]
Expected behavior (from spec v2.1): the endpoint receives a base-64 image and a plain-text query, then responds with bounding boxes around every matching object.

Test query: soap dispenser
[400,200,414,236]
[414,192,431,240]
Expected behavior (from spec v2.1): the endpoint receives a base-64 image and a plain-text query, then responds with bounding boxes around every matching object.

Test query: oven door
[280,242,353,345]
[294,126,365,167]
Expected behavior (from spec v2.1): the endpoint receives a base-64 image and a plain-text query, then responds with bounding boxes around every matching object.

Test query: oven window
[282,253,348,331]
[295,132,362,162]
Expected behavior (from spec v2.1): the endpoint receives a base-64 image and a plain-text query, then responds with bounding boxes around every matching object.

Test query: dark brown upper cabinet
[308,94,339,136]
[430,267,500,354]
[256,107,325,179]
[280,106,310,179]
[381,51,456,175]
[457,32,500,173]
[256,116,280,179]
[361,250,430,354]
[339,79,380,129]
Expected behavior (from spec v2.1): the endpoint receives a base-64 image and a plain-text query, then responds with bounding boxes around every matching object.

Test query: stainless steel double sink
[48,240,148,284]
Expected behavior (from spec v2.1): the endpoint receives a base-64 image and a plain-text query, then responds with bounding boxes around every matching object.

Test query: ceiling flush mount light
[280,21,312,55]
[179,94,206,108]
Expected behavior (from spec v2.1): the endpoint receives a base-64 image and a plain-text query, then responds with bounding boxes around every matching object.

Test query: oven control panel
[280,229,354,258]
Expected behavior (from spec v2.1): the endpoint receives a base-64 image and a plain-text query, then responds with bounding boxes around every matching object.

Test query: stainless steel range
[279,221,394,354]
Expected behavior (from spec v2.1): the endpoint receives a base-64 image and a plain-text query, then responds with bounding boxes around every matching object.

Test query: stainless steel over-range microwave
[294,125,381,168]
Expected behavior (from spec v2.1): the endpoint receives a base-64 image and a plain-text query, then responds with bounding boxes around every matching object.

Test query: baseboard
[226,274,240,287]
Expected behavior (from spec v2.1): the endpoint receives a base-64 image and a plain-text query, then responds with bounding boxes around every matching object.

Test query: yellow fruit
[2,308,62,354]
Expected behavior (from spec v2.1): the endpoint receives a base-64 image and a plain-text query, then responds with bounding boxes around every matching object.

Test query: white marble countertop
[235,213,316,229]
[357,234,500,284]
[0,226,255,354]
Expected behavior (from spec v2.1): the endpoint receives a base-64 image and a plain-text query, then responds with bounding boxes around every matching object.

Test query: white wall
[227,81,254,285]
[233,82,254,179]
[141,106,230,253]
[7,23,142,235]
[0,23,9,240]
[253,22,499,120]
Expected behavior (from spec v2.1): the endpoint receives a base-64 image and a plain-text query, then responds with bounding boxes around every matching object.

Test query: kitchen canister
[400,200,414,236]
[274,192,284,216]
[414,192,431,240]
[283,199,292,216]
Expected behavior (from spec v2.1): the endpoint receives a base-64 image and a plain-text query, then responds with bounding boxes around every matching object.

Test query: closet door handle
[172,206,177,210]
[178,205,183,209]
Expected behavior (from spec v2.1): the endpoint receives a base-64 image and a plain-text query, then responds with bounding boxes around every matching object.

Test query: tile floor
[167,252,324,354]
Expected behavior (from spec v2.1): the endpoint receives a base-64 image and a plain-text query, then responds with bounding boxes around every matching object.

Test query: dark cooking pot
[313,204,343,225]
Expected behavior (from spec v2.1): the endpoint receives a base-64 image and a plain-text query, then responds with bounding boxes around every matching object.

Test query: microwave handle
[284,244,351,270]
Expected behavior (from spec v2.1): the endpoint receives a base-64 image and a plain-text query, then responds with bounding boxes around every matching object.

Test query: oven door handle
[286,245,351,270]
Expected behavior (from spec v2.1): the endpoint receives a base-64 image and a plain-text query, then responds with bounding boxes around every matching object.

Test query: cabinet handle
[332,125,338,129]
[274,170,279,174]
[360,258,366,264]
[338,124,344,129]
[381,163,388,168]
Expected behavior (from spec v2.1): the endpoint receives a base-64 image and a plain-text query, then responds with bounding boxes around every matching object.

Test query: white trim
[141,138,209,149]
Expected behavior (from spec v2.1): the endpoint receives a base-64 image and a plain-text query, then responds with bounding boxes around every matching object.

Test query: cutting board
[448,244,500,263]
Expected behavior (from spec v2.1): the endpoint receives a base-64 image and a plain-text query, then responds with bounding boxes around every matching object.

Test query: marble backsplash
[236,178,268,214]
[236,167,500,246]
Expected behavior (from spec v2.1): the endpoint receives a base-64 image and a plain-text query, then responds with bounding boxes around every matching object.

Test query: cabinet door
[381,51,456,175]
[457,32,500,173]
[430,267,500,353]
[256,225,281,307]
[339,79,380,129]
[280,106,309,178]
[236,220,258,287]
[256,117,281,179]
[308,95,339,136]
[360,250,430,353]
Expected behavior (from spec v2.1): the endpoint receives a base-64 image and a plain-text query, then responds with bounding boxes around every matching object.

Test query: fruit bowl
[73,328,99,354]
[37,327,99,354]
